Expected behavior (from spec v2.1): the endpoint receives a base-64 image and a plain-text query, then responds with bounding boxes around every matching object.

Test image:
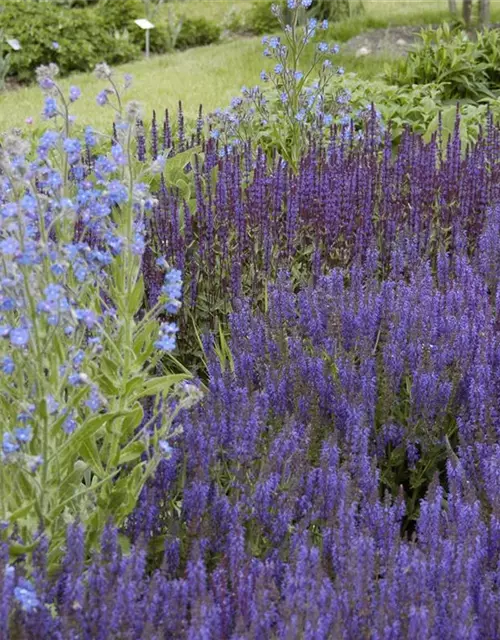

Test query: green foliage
[325,14,387,42]
[325,74,496,146]
[49,0,101,6]
[175,16,221,50]
[245,0,281,35]
[310,0,364,22]
[222,8,248,35]
[140,0,165,21]
[152,7,184,53]
[0,31,11,92]
[133,22,176,54]
[0,69,202,565]
[0,1,139,83]
[96,0,143,31]
[386,23,500,102]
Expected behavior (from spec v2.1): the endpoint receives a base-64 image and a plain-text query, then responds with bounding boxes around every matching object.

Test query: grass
[0,38,266,132]
[359,0,500,21]
[0,35,393,133]
[165,0,255,25]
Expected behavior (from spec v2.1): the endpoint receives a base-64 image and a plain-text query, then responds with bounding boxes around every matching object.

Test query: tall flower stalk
[0,63,200,567]
[208,0,344,169]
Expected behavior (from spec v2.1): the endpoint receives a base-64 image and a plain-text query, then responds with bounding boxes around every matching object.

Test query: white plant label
[134,19,155,30]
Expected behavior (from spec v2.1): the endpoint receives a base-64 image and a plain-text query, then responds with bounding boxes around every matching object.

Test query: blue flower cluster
[208,2,344,165]
[0,62,185,557]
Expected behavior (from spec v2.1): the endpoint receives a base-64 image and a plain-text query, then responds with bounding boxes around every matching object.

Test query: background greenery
[3,0,500,132]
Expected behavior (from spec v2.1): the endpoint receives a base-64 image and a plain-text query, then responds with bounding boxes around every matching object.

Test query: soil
[343,26,427,58]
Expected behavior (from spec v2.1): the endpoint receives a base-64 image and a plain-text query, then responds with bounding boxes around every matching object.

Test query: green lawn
[165,0,254,25]
[362,0,500,20]
[0,38,266,132]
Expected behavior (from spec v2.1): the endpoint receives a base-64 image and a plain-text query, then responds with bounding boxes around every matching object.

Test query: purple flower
[159,440,173,456]
[10,327,29,347]
[43,97,58,119]
[96,90,108,106]
[15,427,32,443]
[63,138,82,164]
[1,356,14,374]
[14,580,39,611]
[69,86,81,102]
[2,432,19,456]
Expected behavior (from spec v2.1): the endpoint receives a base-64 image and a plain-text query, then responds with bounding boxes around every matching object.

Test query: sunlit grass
[0,38,266,132]
[163,0,254,25]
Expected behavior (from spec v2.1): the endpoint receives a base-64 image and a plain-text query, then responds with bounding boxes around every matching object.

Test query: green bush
[222,8,248,35]
[0,31,11,92]
[476,28,500,88]
[0,1,139,83]
[175,17,221,50]
[95,0,143,31]
[131,22,176,54]
[245,1,281,35]
[386,23,500,102]
[131,11,188,54]
[323,74,495,147]
[310,0,364,22]
[52,0,101,6]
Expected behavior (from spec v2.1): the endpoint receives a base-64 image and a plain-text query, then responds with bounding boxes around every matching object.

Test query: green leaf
[120,402,144,440]
[135,373,187,399]
[118,441,146,465]
[7,500,36,524]
[58,461,89,503]
[80,437,105,478]
[9,540,40,557]
[133,320,157,365]
[61,412,123,464]
[128,277,145,316]
[118,533,132,556]
[125,376,144,396]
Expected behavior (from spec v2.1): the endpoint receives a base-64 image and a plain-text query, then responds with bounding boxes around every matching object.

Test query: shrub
[95,0,143,31]
[222,7,248,35]
[0,1,139,82]
[175,16,221,50]
[323,75,493,145]
[132,21,176,54]
[0,31,10,92]
[209,6,342,170]
[310,0,364,21]
[386,23,500,101]
[245,0,281,34]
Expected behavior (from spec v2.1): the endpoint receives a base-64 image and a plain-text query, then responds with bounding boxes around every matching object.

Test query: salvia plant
[0,61,202,566]
[140,107,500,369]
[1,238,500,636]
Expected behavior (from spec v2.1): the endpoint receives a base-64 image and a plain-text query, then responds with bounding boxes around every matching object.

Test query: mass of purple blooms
[144,108,500,322]
[2,102,500,636]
